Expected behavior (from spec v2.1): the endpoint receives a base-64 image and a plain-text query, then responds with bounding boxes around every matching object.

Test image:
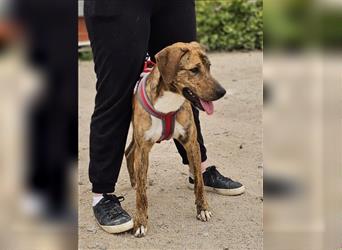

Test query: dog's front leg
[183,137,212,222]
[133,142,150,237]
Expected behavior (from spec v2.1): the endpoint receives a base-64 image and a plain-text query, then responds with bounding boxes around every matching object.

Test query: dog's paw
[134,225,147,237]
[196,210,213,222]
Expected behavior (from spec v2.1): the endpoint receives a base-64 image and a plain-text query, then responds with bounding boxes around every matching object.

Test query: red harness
[136,60,178,143]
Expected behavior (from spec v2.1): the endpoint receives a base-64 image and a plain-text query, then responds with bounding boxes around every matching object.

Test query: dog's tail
[125,138,136,188]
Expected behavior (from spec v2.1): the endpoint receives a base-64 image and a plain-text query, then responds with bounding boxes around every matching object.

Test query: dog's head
[155,42,226,115]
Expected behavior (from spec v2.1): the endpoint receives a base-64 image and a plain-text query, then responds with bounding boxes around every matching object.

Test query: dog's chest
[144,117,186,141]
[144,91,186,142]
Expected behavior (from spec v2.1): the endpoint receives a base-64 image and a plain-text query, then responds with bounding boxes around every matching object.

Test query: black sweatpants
[85,0,207,193]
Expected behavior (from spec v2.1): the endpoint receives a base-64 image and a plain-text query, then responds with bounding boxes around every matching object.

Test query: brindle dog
[125,42,226,237]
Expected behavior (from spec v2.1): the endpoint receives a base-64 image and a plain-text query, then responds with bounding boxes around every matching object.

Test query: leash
[136,58,178,143]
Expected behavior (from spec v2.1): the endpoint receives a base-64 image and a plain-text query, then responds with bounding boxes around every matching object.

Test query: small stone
[149,180,154,186]
[223,131,230,136]
[86,226,97,233]
[78,181,84,185]
[239,144,243,149]
[203,232,209,237]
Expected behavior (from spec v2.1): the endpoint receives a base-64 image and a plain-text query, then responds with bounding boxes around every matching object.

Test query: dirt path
[78,52,263,250]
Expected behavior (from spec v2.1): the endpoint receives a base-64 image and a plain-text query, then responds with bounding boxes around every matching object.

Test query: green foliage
[264,0,342,50]
[196,0,263,51]
[78,49,93,61]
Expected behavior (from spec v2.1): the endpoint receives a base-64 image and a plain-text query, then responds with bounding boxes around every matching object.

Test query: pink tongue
[200,99,214,115]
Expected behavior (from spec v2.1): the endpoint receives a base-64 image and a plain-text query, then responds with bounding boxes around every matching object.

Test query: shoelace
[101,194,125,219]
[102,194,125,202]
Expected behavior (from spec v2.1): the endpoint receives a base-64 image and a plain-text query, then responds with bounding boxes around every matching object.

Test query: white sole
[97,219,134,234]
[187,182,245,196]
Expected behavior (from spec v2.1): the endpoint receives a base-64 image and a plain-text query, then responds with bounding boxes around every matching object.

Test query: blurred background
[0,0,341,249]
[0,0,77,249]
[264,0,342,249]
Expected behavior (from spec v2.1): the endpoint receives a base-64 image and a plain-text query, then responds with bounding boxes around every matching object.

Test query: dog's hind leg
[125,139,136,188]
[133,142,151,237]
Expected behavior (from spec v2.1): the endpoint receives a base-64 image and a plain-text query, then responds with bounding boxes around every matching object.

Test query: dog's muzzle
[182,87,215,115]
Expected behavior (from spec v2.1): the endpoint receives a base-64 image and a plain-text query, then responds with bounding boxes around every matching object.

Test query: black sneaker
[188,166,245,196]
[93,194,133,233]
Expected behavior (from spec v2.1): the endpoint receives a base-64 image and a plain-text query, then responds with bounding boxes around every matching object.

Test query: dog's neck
[145,67,185,113]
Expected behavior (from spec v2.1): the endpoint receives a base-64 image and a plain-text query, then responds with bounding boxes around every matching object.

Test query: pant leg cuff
[182,155,207,165]
[92,183,115,194]
[201,154,207,163]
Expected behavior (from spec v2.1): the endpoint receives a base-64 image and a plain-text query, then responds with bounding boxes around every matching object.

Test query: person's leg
[85,0,154,233]
[85,1,152,194]
[148,1,245,196]
[148,0,207,166]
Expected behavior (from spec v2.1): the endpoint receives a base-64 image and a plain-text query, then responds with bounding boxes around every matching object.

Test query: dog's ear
[190,41,207,52]
[155,45,189,83]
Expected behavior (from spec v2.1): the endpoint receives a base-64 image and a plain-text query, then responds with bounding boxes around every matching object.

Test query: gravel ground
[78,51,263,250]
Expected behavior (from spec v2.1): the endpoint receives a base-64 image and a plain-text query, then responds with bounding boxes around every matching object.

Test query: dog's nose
[215,86,226,99]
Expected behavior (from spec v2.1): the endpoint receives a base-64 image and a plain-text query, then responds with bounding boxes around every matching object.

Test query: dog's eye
[190,67,200,74]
